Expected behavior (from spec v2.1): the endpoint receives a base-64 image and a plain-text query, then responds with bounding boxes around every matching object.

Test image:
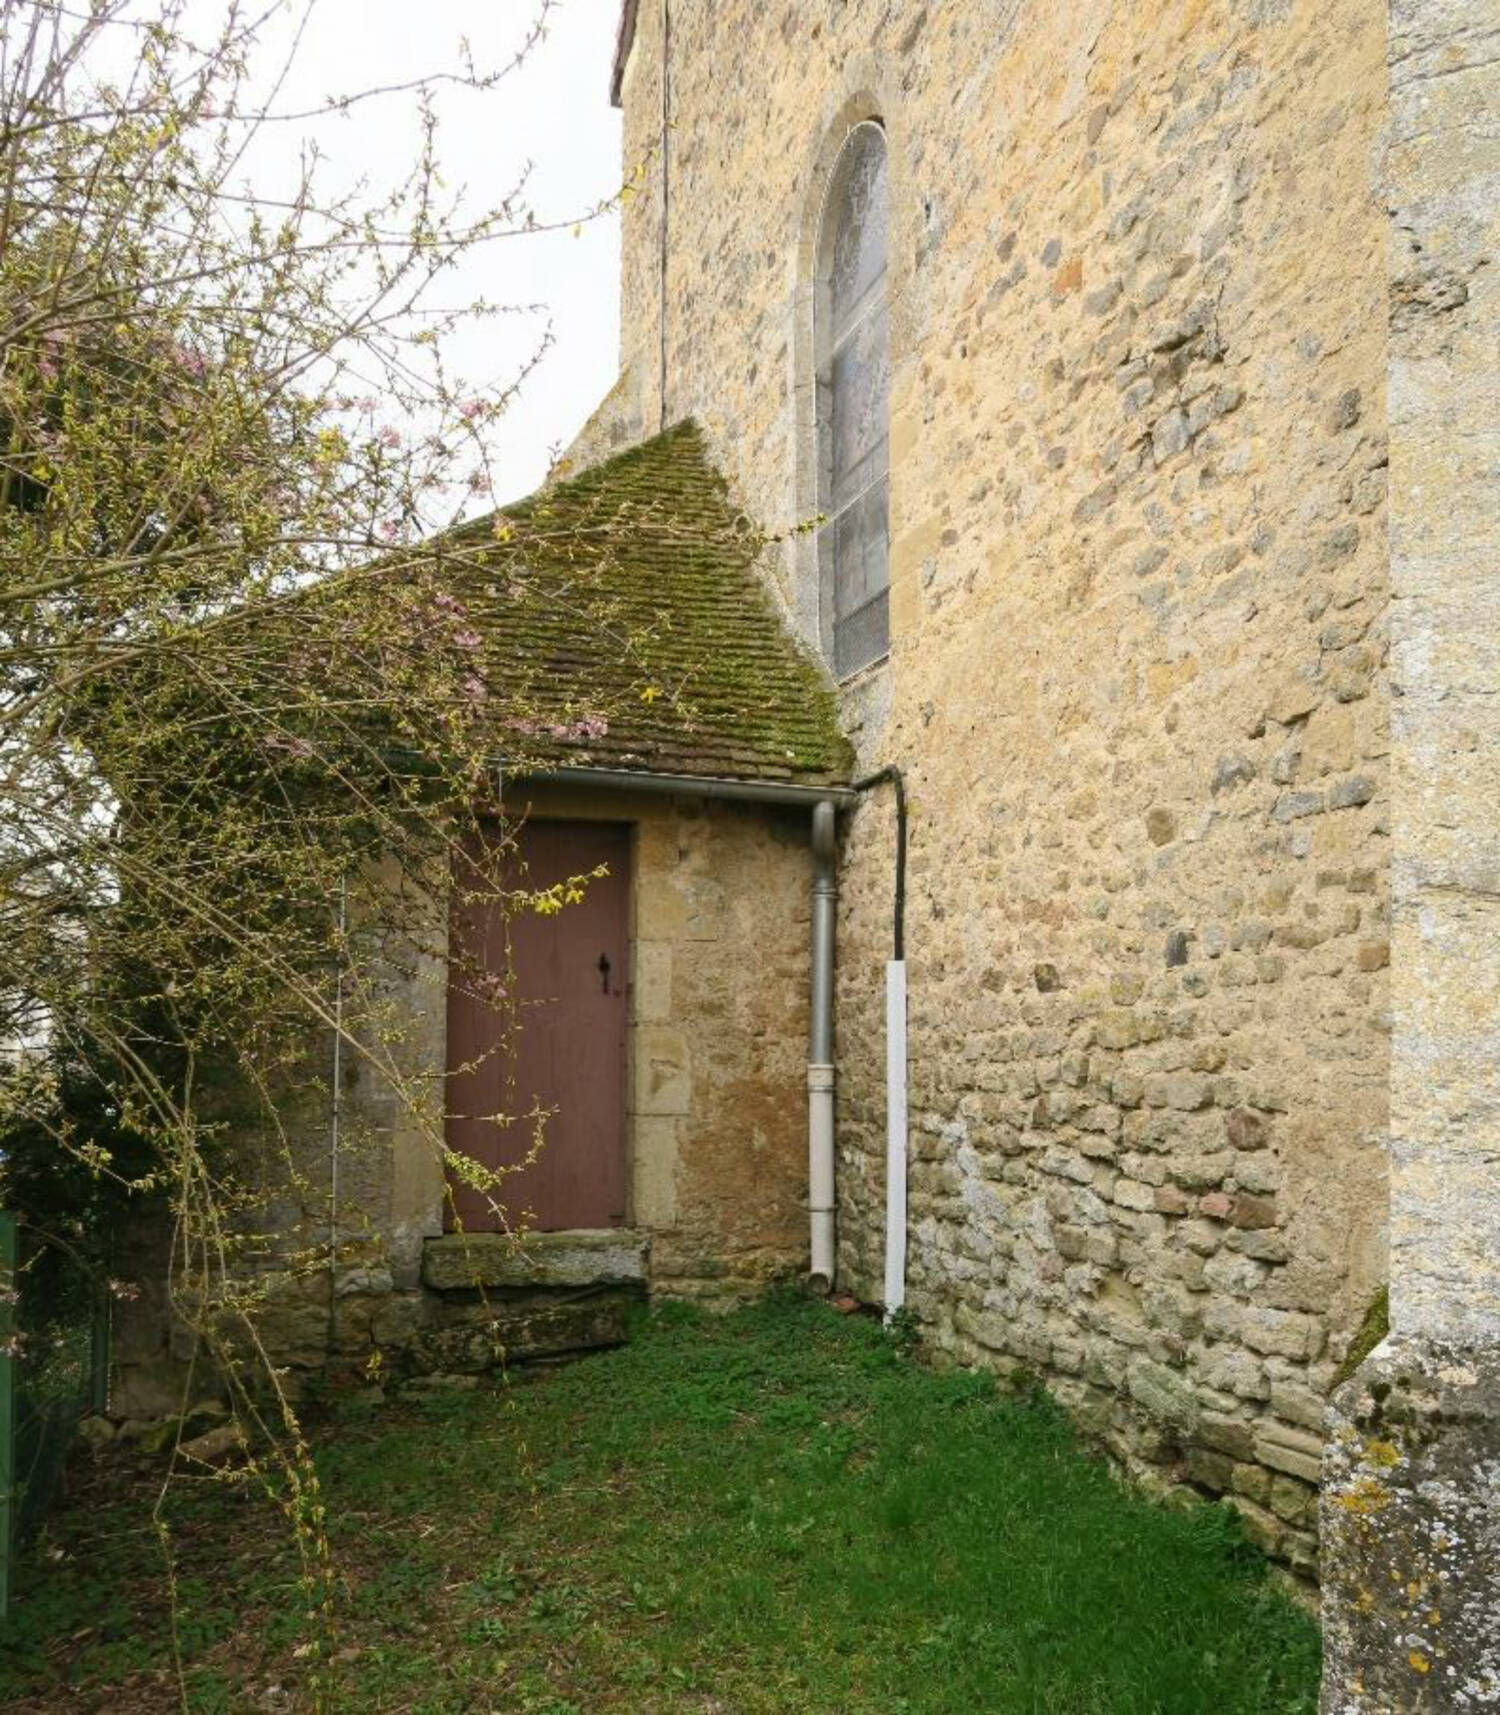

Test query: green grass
[0,1295,1320,1713]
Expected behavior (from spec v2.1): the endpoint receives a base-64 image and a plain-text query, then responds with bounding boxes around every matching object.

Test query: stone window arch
[815,119,890,679]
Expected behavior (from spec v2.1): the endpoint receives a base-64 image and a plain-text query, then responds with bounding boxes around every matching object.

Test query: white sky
[186,0,625,504]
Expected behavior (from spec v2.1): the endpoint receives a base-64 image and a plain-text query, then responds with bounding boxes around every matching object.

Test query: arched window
[816,121,889,679]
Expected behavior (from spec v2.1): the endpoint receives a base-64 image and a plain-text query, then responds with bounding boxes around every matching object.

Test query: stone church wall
[615,0,1391,1573]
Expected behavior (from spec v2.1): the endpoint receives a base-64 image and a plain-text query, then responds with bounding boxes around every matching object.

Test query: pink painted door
[446,820,629,1232]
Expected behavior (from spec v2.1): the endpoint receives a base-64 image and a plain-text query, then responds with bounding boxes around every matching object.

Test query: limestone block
[408,1291,635,1373]
[631,1117,681,1227]
[635,873,687,940]
[634,1025,692,1116]
[421,1229,649,1291]
[1253,1421,1323,1485]
[633,940,673,1022]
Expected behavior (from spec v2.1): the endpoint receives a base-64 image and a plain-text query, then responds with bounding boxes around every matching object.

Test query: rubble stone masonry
[612,0,1394,1574]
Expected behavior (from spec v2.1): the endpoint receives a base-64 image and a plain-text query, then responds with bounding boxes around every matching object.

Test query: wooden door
[445,820,629,1232]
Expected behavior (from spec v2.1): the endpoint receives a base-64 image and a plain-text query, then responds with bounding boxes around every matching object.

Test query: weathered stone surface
[409,1291,636,1373]
[422,1229,649,1292]
[1322,1340,1500,1712]
[75,1416,117,1452]
[1319,3,1500,1704]
[1254,1422,1322,1486]
[180,1422,247,1466]
[399,1373,482,1395]
[1127,1359,1198,1434]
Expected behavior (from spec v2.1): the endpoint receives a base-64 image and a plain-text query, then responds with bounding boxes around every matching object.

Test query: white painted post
[883,958,908,1321]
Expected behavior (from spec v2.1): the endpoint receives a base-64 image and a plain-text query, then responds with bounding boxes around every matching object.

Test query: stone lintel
[422,1228,649,1292]
[1320,1337,1500,1712]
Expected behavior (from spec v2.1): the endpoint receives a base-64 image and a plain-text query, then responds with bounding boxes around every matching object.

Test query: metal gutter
[501,763,858,809]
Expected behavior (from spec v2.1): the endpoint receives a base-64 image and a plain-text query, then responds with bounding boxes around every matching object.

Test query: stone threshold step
[422,1228,649,1291]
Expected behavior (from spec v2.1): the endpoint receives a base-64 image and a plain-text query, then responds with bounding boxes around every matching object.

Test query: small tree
[0,0,673,1676]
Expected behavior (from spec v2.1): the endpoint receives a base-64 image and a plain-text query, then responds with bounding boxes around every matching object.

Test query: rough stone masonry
[605,0,1395,1583]
[598,0,1500,1697]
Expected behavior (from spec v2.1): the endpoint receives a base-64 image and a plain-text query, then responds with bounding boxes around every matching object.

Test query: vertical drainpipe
[883,947,908,1323]
[808,800,838,1290]
[851,768,909,1323]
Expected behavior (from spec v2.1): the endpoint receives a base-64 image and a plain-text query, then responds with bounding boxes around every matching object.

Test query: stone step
[422,1228,649,1292]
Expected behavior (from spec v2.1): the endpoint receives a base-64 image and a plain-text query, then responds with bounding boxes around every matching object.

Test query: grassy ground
[1,1296,1320,1714]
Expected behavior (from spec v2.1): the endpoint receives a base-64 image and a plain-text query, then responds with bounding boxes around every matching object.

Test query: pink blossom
[540,715,609,741]
[459,399,486,421]
[452,629,482,651]
[377,519,400,541]
[265,734,315,760]
[377,426,401,450]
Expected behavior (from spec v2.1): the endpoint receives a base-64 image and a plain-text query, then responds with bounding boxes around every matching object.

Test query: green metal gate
[0,1212,109,1618]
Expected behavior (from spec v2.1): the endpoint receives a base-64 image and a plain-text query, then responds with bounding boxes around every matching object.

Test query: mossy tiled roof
[442,421,852,786]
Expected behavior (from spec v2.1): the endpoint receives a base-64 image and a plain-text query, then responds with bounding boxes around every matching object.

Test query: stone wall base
[108,1224,787,1419]
[1320,1337,1500,1711]
[111,1238,648,1419]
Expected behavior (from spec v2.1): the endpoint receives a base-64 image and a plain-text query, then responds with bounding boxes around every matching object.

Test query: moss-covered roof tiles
[441,420,853,787]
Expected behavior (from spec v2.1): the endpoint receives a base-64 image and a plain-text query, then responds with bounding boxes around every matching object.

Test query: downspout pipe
[852,767,909,1323]
[808,799,838,1291]
[852,767,907,960]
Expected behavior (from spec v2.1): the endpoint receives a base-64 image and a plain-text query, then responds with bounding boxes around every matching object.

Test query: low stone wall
[114,1231,648,1418]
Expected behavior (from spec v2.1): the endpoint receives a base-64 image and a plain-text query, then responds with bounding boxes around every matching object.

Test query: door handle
[598,952,611,993]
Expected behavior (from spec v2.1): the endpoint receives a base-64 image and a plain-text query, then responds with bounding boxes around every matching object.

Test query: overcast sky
[185,0,625,503]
